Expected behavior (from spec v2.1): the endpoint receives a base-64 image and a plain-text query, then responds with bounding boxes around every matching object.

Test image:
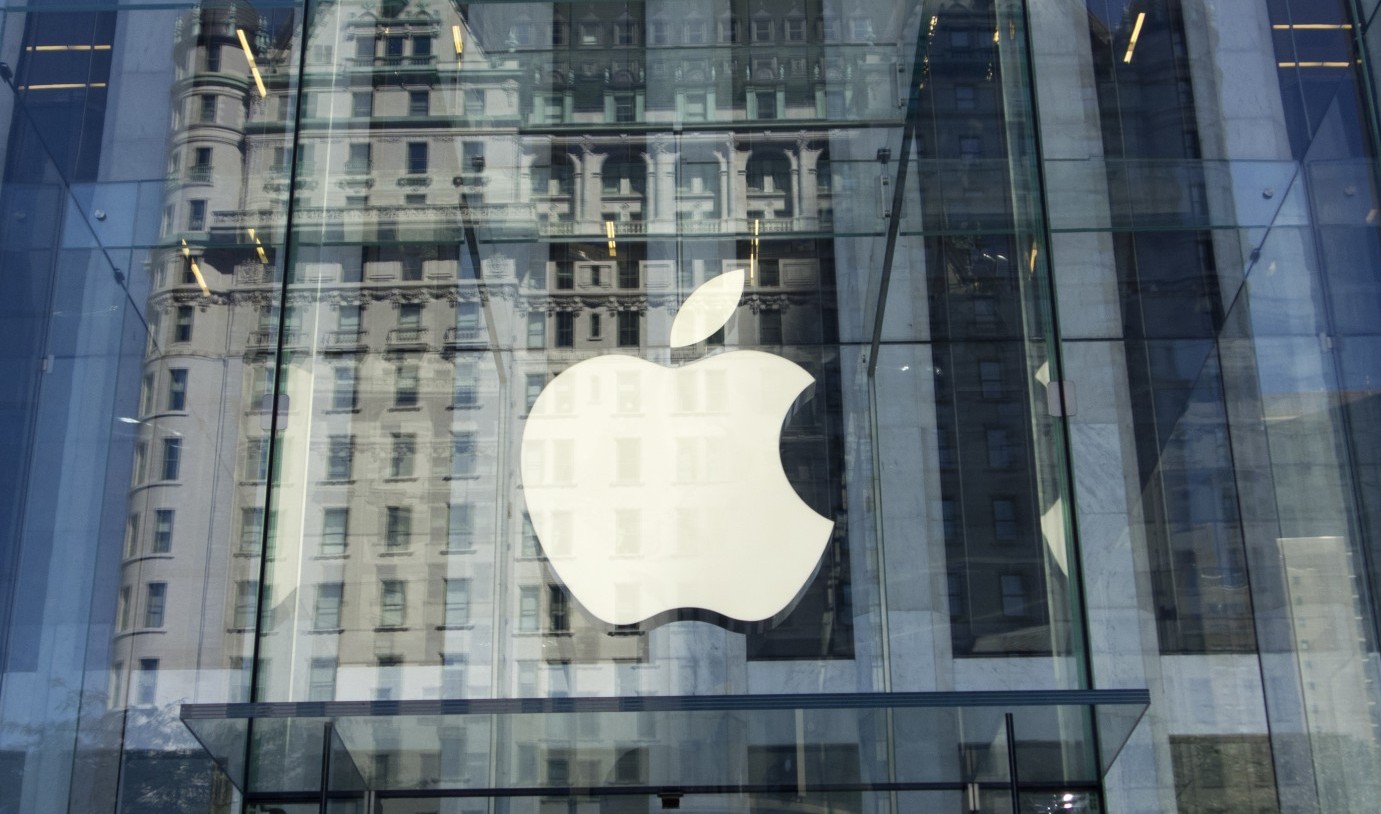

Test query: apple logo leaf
[669,268,745,348]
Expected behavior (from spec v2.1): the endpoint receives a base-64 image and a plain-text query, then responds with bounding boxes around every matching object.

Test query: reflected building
[5,0,1381,812]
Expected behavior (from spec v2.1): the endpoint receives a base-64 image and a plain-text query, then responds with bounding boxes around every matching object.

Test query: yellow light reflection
[19,82,107,90]
[452,25,464,56]
[1123,12,1146,64]
[236,29,267,98]
[605,220,617,257]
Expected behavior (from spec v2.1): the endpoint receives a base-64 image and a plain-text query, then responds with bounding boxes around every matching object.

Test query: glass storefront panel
[9,0,1381,811]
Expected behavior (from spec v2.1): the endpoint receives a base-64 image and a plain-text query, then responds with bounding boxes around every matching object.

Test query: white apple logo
[520,269,834,625]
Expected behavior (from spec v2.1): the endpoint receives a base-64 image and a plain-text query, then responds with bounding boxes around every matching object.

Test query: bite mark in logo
[519,269,833,625]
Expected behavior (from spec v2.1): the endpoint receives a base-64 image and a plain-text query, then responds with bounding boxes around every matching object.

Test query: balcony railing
[248,330,303,348]
[323,330,365,349]
[187,166,214,183]
[444,326,485,348]
[387,327,430,348]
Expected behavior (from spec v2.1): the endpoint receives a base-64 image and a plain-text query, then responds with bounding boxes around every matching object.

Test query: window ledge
[436,623,475,631]
[114,628,167,640]
[122,553,175,565]
[374,625,410,633]
[308,627,344,635]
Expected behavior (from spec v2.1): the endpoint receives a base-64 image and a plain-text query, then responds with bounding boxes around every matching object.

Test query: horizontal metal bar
[243,780,1102,802]
[182,688,1149,721]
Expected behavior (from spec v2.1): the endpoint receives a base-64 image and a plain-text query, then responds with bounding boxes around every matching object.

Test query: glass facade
[0,0,1379,811]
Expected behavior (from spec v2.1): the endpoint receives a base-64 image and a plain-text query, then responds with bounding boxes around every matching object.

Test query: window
[526,313,546,348]
[555,261,574,290]
[614,20,637,45]
[955,84,976,111]
[718,16,740,43]
[380,580,406,627]
[941,498,959,540]
[125,513,140,558]
[144,583,167,628]
[525,374,545,411]
[755,91,777,120]
[684,19,708,44]
[174,305,194,342]
[613,94,635,123]
[992,498,1018,542]
[245,437,271,482]
[617,311,640,347]
[240,508,265,554]
[986,428,1012,469]
[979,360,1003,399]
[234,580,258,629]
[649,20,669,45]
[441,655,465,697]
[959,135,982,161]
[166,369,188,411]
[352,91,373,118]
[407,142,428,174]
[186,199,209,233]
[518,586,540,631]
[447,503,474,550]
[385,506,412,550]
[444,579,471,626]
[464,89,484,115]
[451,431,477,477]
[315,583,343,629]
[308,657,336,701]
[119,586,133,630]
[133,442,147,484]
[395,365,420,407]
[578,22,600,46]
[191,146,212,178]
[151,509,174,554]
[759,309,783,345]
[140,373,156,416]
[521,514,539,557]
[1000,574,1028,617]
[327,435,353,480]
[205,44,221,72]
[784,18,806,41]
[454,361,478,407]
[322,508,348,555]
[758,259,780,287]
[160,438,182,481]
[376,656,402,701]
[402,253,423,281]
[618,263,639,289]
[332,366,358,410]
[199,94,216,122]
[347,143,371,173]
[751,18,773,42]
[399,302,422,329]
[548,585,569,633]
[947,572,964,618]
[390,433,416,478]
[409,90,429,116]
[136,659,159,705]
[355,34,375,59]
[385,35,405,57]
[555,312,574,348]
[589,313,602,340]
